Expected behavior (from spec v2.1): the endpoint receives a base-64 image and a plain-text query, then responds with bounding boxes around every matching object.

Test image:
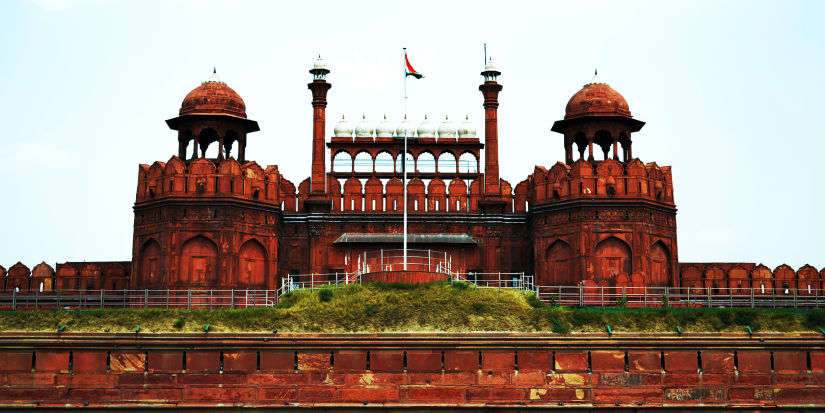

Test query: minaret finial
[595,68,597,76]
[213,66,216,74]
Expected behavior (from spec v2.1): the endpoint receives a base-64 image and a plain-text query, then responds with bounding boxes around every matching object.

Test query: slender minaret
[479,57,502,197]
[308,56,331,195]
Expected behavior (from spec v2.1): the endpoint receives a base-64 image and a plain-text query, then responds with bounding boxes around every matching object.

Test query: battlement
[135,156,298,211]
[0,261,130,293]
[523,158,674,207]
[679,262,825,294]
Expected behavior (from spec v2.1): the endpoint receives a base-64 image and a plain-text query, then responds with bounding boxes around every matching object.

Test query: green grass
[0,282,823,334]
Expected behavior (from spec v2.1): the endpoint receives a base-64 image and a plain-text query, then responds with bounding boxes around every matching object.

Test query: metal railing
[0,289,278,311]
[3,282,824,311]
[537,285,825,309]
[358,249,455,275]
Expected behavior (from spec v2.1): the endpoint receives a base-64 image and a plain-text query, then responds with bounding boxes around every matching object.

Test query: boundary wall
[0,333,824,409]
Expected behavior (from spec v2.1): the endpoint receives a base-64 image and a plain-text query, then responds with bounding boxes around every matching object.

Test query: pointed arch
[593,236,631,285]
[139,238,162,287]
[649,241,670,287]
[544,239,574,285]
[238,239,267,288]
[179,235,218,286]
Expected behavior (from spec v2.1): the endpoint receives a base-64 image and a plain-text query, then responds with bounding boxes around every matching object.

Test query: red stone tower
[528,73,679,288]
[131,70,282,290]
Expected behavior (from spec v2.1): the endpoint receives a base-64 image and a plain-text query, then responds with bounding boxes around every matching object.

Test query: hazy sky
[0,0,823,270]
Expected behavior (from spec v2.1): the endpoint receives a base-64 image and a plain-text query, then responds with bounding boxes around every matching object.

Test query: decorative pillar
[479,58,503,197]
[612,138,619,161]
[308,56,331,195]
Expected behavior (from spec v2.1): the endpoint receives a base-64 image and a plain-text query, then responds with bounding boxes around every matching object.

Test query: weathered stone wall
[0,333,823,408]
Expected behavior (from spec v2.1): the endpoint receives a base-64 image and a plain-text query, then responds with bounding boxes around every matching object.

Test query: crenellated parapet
[524,158,674,207]
[679,262,825,295]
[0,261,130,293]
[135,156,296,210]
[526,158,678,289]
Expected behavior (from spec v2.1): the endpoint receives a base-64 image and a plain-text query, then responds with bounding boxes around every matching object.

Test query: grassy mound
[0,282,824,334]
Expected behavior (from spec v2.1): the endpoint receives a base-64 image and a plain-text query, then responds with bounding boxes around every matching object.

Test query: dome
[396,115,415,138]
[437,115,456,140]
[376,115,394,138]
[180,70,247,118]
[417,115,435,138]
[333,115,352,137]
[457,115,476,139]
[313,55,326,70]
[354,115,373,138]
[564,80,631,119]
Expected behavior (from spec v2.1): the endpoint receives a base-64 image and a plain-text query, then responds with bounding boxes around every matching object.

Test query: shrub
[803,311,825,330]
[548,315,569,334]
[365,304,379,316]
[173,318,186,329]
[526,293,544,308]
[616,295,628,308]
[471,302,486,314]
[318,288,333,302]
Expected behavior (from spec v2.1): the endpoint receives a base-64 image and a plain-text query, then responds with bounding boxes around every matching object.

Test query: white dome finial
[207,67,222,83]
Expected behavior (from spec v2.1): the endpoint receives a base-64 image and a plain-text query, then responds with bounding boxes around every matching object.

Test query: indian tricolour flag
[405,51,424,79]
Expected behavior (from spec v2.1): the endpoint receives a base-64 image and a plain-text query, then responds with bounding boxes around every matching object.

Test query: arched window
[544,240,574,285]
[332,151,353,173]
[593,130,613,160]
[139,239,161,286]
[593,237,631,284]
[417,152,435,173]
[395,152,414,173]
[375,151,394,173]
[437,152,457,174]
[458,152,478,173]
[650,242,670,287]
[353,151,373,173]
[179,235,219,286]
[238,239,266,287]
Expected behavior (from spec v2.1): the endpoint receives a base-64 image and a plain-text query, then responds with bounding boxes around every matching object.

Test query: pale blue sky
[0,0,822,270]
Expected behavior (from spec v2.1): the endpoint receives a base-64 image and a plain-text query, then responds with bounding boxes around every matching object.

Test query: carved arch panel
[593,236,631,285]
[179,235,219,286]
[238,239,267,288]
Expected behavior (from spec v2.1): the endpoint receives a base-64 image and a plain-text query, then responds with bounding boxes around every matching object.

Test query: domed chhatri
[179,69,247,118]
[552,71,644,164]
[564,77,631,120]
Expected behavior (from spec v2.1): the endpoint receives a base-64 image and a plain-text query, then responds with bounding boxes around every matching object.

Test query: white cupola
[333,115,352,137]
[354,114,373,138]
[417,115,435,138]
[437,115,456,140]
[458,115,476,139]
[375,114,394,138]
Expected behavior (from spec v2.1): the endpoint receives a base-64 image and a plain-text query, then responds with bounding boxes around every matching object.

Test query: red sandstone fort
[2,58,825,411]
[1,58,821,296]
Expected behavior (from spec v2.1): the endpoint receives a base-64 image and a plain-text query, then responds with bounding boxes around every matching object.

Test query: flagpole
[402,47,408,271]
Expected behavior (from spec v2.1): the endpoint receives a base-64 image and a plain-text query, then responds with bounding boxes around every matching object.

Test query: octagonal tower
[131,70,285,291]
[527,73,678,289]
